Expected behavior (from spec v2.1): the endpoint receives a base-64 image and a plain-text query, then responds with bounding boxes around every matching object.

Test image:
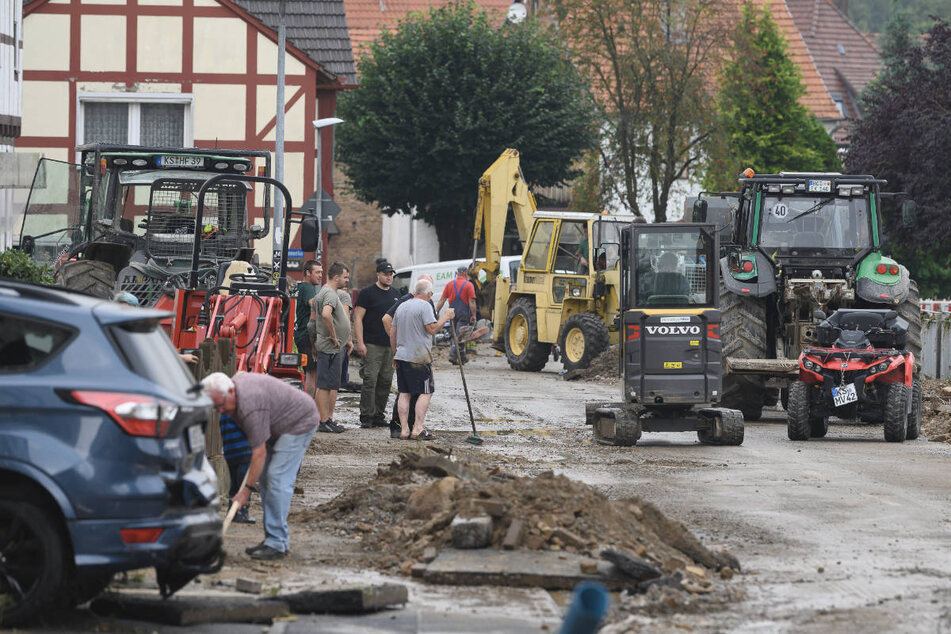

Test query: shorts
[395,360,435,395]
[315,350,345,390]
[294,333,316,371]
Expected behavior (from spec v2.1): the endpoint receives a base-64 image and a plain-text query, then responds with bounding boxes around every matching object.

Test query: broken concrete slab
[279,584,409,614]
[90,593,288,626]
[601,548,663,581]
[235,578,263,594]
[502,519,526,550]
[450,515,493,549]
[422,548,630,590]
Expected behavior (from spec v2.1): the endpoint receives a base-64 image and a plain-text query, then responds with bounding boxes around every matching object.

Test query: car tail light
[876,263,887,274]
[626,325,640,341]
[888,265,899,275]
[742,260,754,272]
[71,391,178,438]
[120,527,164,544]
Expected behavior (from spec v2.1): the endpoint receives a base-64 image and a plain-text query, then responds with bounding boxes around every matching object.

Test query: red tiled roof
[345,0,512,60]
[766,0,842,119]
[785,0,881,119]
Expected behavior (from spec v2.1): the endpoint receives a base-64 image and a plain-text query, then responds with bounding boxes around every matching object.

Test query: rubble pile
[293,449,739,595]
[922,378,951,443]
[568,345,620,382]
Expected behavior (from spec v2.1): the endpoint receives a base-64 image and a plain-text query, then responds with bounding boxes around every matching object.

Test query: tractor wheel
[56,260,116,298]
[504,297,550,372]
[906,378,922,440]
[897,278,922,371]
[786,381,812,441]
[883,382,908,443]
[0,490,67,627]
[560,313,610,372]
[780,387,789,411]
[719,278,767,421]
[718,410,745,446]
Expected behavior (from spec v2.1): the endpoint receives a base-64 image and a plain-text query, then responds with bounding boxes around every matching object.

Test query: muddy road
[34,345,951,633]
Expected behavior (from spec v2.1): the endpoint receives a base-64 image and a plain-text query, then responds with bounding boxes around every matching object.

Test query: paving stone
[450,515,493,549]
[279,583,409,614]
[502,519,526,550]
[551,527,585,548]
[423,548,629,590]
[90,593,288,626]
[235,578,262,594]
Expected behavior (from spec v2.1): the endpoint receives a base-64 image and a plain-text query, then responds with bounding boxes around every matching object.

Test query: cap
[114,292,140,306]
[456,266,469,274]
[377,261,396,273]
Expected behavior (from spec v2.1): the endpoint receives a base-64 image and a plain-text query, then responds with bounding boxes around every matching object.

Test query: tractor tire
[780,387,789,411]
[0,490,68,627]
[883,382,908,443]
[560,312,610,371]
[763,388,779,407]
[504,297,550,372]
[56,260,116,298]
[786,381,812,441]
[897,278,922,372]
[718,410,745,446]
[719,278,767,421]
[906,378,922,440]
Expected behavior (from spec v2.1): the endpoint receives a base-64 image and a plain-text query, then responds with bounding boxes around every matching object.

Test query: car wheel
[0,496,67,627]
[883,383,908,443]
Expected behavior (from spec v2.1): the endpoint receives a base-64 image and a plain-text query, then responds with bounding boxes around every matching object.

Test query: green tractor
[692,170,921,420]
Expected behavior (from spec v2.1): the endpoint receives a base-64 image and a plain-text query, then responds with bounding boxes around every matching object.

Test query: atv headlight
[803,360,816,371]
[875,361,890,373]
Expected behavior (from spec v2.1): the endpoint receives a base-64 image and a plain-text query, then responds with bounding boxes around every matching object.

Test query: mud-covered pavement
[35,345,951,633]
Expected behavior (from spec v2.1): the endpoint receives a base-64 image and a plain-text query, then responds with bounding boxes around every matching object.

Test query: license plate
[832,383,858,407]
[808,179,831,193]
[160,155,203,168]
[186,425,205,453]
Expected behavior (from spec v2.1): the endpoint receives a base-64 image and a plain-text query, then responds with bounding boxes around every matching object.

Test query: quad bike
[787,308,921,442]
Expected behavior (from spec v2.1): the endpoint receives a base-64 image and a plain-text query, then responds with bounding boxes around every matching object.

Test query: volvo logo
[645,325,701,335]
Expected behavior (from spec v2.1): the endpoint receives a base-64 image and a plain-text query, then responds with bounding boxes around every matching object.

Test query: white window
[78,93,194,147]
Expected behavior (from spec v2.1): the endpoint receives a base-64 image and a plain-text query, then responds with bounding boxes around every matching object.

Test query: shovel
[450,325,483,446]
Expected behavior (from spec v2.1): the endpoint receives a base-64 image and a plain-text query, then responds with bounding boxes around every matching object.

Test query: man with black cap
[353,259,402,428]
[435,266,477,365]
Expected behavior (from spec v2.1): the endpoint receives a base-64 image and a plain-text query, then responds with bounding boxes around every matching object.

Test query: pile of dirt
[292,448,738,588]
[922,377,951,443]
[567,345,620,382]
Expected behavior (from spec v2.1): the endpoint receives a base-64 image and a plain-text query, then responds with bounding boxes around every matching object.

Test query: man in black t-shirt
[354,261,402,428]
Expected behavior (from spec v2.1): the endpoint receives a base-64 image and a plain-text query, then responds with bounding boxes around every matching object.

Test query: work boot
[245,541,267,556]
[371,416,389,428]
[359,416,375,429]
[250,545,286,561]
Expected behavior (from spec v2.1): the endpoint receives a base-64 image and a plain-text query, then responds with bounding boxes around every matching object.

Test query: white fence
[921,300,951,379]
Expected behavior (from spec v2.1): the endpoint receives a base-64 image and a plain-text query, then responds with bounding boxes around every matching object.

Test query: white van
[393,256,521,313]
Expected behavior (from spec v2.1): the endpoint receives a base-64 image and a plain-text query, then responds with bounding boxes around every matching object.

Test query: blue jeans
[258,428,316,553]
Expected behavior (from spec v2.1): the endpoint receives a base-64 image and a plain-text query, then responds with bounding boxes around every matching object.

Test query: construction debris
[292,448,739,598]
[278,584,408,614]
[923,377,951,443]
[89,594,288,626]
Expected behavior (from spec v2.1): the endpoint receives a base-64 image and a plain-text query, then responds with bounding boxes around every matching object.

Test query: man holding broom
[201,372,318,561]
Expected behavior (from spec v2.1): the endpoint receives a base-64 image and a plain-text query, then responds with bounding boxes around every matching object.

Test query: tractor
[691,170,921,420]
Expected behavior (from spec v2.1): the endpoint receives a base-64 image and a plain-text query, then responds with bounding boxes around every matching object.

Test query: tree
[336,2,598,258]
[703,2,840,191]
[0,249,54,285]
[846,18,951,298]
[552,0,728,221]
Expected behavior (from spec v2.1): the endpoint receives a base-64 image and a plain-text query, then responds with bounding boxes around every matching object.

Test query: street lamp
[507,0,527,23]
[312,117,344,257]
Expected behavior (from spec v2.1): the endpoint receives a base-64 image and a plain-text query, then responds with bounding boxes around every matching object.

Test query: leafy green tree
[847,18,951,298]
[703,2,840,191]
[0,249,54,285]
[551,0,727,221]
[337,2,597,257]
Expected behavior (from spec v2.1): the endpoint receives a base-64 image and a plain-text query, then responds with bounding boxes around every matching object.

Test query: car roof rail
[0,280,79,306]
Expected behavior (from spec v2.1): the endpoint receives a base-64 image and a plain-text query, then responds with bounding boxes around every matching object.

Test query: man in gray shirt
[311,262,351,433]
[201,372,318,561]
[390,278,454,440]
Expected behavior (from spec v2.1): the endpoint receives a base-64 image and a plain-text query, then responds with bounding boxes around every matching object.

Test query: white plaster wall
[80,15,125,72]
[193,17,246,75]
[139,0,182,5]
[256,33,306,76]
[21,81,69,137]
[23,13,69,71]
[137,16,182,73]
[192,83,245,140]
[382,214,440,269]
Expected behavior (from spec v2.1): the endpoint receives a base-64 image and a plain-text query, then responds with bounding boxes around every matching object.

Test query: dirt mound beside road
[567,344,620,382]
[922,377,951,443]
[292,448,737,585]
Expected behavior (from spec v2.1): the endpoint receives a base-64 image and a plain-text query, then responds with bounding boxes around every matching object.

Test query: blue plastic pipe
[559,581,610,634]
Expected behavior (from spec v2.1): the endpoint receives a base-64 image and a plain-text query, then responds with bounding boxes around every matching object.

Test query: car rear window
[109,320,195,394]
[0,313,74,372]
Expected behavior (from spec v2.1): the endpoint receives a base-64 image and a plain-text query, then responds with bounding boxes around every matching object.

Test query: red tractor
[155,174,318,384]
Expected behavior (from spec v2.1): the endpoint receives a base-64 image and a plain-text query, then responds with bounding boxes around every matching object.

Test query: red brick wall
[325,167,383,290]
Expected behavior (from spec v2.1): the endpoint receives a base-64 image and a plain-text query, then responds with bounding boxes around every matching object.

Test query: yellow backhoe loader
[471,149,634,371]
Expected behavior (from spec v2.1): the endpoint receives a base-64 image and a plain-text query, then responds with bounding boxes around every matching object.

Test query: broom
[450,325,483,445]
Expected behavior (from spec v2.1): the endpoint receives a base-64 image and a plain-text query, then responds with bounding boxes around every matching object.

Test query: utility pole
[273,0,286,270]
[312,118,343,258]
